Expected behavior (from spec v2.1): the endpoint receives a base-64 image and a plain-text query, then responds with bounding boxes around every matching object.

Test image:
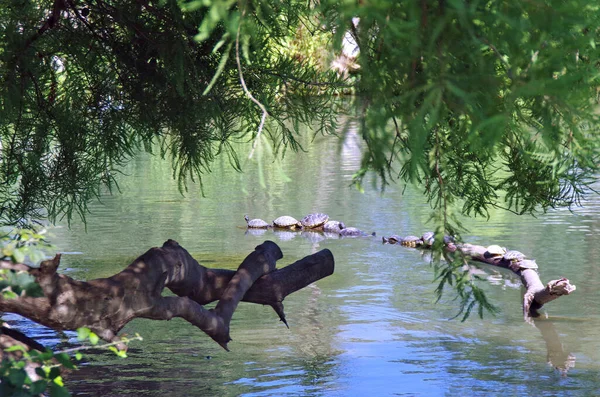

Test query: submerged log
[0,240,335,351]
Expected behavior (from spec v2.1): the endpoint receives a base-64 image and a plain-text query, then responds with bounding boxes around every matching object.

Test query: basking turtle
[323,220,344,233]
[443,235,455,245]
[503,250,526,262]
[485,245,506,258]
[272,215,302,230]
[421,231,435,247]
[400,235,423,248]
[340,227,376,237]
[301,213,329,229]
[517,259,538,270]
[244,215,270,229]
[382,235,403,244]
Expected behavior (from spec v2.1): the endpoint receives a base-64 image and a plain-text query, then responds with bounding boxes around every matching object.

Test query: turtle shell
[518,259,538,270]
[443,235,455,245]
[486,245,506,257]
[383,235,402,244]
[273,215,301,229]
[323,220,344,233]
[421,231,435,246]
[503,250,526,262]
[401,235,423,248]
[340,227,363,237]
[245,215,270,228]
[301,213,329,228]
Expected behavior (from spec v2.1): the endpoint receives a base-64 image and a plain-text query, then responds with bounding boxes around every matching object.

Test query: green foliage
[0,228,52,298]
[0,0,342,227]
[2,0,599,319]
[316,0,600,313]
[0,329,142,396]
[319,0,600,220]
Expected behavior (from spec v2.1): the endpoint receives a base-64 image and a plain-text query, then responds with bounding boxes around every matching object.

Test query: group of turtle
[244,213,375,237]
[382,231,456,249]
[246,214,537,272]
[383,233,538,272]
[484,245,538,270]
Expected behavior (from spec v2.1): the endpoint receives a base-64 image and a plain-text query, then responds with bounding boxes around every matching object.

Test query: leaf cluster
[0,0,342,227]
[0,328,141,397]
[321,0,600,217]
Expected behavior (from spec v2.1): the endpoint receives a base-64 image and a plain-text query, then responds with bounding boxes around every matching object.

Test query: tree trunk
[0,240,335,351]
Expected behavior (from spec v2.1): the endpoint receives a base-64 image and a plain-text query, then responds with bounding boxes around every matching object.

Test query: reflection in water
[533,318,576,376]
[244,228,268,237]
[21,132,600,396]
[272,230,300,242]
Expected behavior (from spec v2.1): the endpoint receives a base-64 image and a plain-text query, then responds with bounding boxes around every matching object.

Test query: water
[12,125,600,396]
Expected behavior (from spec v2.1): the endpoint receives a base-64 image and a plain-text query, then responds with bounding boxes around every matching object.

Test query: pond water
[11,124,600,396]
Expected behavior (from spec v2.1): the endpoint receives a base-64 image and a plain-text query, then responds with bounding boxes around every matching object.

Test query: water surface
[14,125,600,396]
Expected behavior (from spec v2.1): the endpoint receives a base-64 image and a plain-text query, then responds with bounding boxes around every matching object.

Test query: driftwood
[458,244,576,319]
[0,240,335,352]
[383,234,576,319]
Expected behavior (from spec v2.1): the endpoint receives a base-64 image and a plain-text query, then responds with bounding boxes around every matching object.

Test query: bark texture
[0,240,335,351]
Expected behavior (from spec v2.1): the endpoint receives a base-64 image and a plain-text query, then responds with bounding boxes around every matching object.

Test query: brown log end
[255,240,283,263]
[40,253,61,274]
[547,278,576,296]
[162,239,181,249]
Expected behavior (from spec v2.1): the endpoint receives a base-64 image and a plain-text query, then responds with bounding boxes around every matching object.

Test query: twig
[479,37,514,80]
[257,68,351,88]
[235,7,268,159]
[55,334,143,355]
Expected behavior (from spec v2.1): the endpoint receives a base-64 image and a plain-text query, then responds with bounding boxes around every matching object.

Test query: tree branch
[0,240,334,351]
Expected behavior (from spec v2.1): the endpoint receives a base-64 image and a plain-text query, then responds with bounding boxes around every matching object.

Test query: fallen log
[0,240,335,351]
[457,244,576,319]
[382,234,576,319]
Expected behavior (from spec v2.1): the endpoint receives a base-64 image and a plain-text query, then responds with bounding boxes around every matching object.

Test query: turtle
[485,245,506,258]
[272,215,302,230]
[503,250,526,263]
[421,231,435,247]
[382,235,403,244]
[400,235,423,248]
[443,235,456,245]
[301,213,329,229]
[339,227,375,237]
[244,215,270,229]
[443,235,458,251]
[323,220,344,233]
[517,259,538,270]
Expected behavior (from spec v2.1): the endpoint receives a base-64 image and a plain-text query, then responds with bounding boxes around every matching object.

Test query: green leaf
[49,382,71,397]
[88,332,99,345]
[4,345,27,353]
[203,42,232,95]
[8,368,26,387]
[30,380,48,395]
[12,249,25,264]
[76,328,90,341]
[54,353,76,370]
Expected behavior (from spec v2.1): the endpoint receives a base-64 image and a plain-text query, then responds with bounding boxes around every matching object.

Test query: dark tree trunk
[0,240,335,351]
